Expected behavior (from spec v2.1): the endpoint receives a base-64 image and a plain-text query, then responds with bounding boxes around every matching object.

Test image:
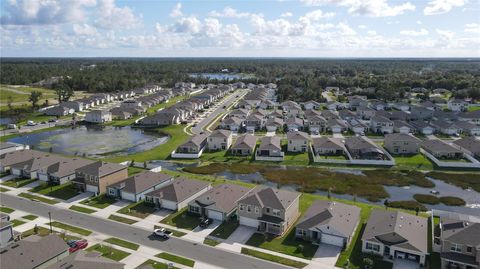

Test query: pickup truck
[153,228,172,239]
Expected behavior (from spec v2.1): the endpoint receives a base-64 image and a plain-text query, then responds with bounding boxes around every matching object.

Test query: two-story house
[74,161,128,195]
[85,110,112,123]
[384,133,422,155]
[237,186,300,236]
[370,115,394,134]
[286,131,309,153]
[207,130,233,151]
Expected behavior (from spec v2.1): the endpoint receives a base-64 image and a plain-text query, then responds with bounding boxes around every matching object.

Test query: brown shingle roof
[146,178,210,203]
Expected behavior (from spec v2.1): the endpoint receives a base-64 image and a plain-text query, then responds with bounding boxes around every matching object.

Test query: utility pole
[48,212,52,233]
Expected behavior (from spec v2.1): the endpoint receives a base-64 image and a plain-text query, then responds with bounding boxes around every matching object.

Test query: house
[110,109,132,120]
[410,120,436,135]
[455,121,480,136]
[265,117,284,132]
[10,154,70,180]
[296,201,360,248]
[46,250,125,269]
[229,109,250,119]
[410,106,434,120]
[37,158,94,185]
[60,101,83,112]
[0,219,14,248]
[438,218,480,269]
[393,102,410,111]
[459,110,480,125]
[370,100,387,111]
[237,186,300,236]
[312,137,347,157]
[0,149,46,173]
[306,115,327,134]
[74,161,128,194]
[286,131,309,153]
[44,106,73,116]
[347,118,368,135]
[303,100,321,110]
[0,142,28,155]
[432,120,461,136]
[370,115,394,134]
[188,184,252,221]
[327,119,348,133]
[384,133,422,155]
[452,137,480,159]
[422,139,464,159]
[256,136,284,160]
[220,117,243,131]
[393,120,413,134]
[348,96,368,110]
[259,100,277,110]
[145,178,211,211]
[361,209,428,266]
[207,130,233,151]
[357,107,376,120]
[339,109,356,121]
[345,136,388,160]
[285,117,304,132]
[390,110,408,121]
[231,134,257,156]
[0,234,69,269]
[448,99,469,112]
[175,133,208,155]
[107,171,173,202]
[245,114,265,132]
[85,110,112,123]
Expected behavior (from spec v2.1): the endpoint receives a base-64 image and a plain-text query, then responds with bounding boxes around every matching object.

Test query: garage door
[321,233,345,247]
[208,210,224,221]
[161,200,178,211]
[239,216,259,228]
[86,184,99,193]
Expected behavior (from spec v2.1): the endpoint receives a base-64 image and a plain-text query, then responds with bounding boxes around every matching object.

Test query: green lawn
[0,206,15,213]
[156,252,195,267]
[108,214,138,225]
[87,244,131,261]
[0,85,57,104]
[117,201,156,219]
[209,220,239,239]
[241,248,307,268]
[203,238,220,246]
[1,178,37,188]
[138,260,180,269]
[69,205,97,214]
[49,221,92,236]
[11,219,26,227]
[393,154,434,170]
[428,252,441,269]
[22,226,52,238]
[29,182,80,200]
[104,237,139,251]
[128,166,147,176]
[468,106,480,112]
[22,214,38,220]
[80,194,116,209]
[18,192,59,204]
[0,187,9,192]
[160,209,201,230]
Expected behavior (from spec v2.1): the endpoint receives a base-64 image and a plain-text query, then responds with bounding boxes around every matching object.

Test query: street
[0,193,289,269]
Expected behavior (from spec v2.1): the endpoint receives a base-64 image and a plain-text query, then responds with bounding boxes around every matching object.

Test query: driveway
[225,226,256,244]
[183,220,222,243]
[393,259,420,269]
[308,244,341,268]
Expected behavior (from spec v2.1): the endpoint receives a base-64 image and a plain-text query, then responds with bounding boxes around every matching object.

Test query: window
[466,246,472,253]
[450,244,462,252]
[366,242,380,252]
[255,207,259,213]
[247,206,251,213]
[266,207,270,213]
[273,209,280,216]
[190,205,200,213]
[109,189,116,195]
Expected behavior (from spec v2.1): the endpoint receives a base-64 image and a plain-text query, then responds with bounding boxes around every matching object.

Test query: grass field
[29,182,79,200]
[80,194,116,209]
[69,205,97,214]
[87,244,131,261]
[209,220,239,239]
[0,206,15,213]
[394,154,434,170]
[22,214,38,220]
[18,192,59,204]
[117,201,156,219]
[139,260,180,269]
[108,214,138,225]
[156,252,195,267]
[0,187,9,192]
[241,248,307,268]
[160,209,201,230]
[104,237,139,250]
[203,238,220,246]
[48,221,92,236]
[1,178,37,188]
[11,219,26,227]
[0,85,57,104]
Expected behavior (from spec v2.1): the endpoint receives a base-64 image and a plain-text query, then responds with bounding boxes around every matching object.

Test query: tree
[143,161,147,169]
[363,258,373,269]
[384,199,389,210]
[327,188,332,200]
[29,90,43,108]
[415,207,420,216]
[53,80,74,102]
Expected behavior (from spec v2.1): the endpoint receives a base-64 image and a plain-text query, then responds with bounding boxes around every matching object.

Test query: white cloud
[436,29,455,39]
[416,20,423,25]
[208,7,254,18]
[464,23,480,34]
[73,24,98,36]
[0,0,96,25]
[424,0,466,15]
[95,0,141,29]
[367,30,377,35]
[358,25,367,29]
[400,28,429,36]
[299,0,415,17]
[300,10,335,21]
[170,3,183,18]
[170,16,202,34]
[280,12,293,17]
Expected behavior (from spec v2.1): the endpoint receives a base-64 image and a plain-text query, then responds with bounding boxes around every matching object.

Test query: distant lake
[188,73,252,80]
[8,125,168,157]
[0,118,12,125]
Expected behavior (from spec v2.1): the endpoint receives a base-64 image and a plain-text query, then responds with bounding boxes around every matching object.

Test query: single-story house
[311,137,347,156]
[107,171,173,202]
[422,139,464,159]
[230,134,257,156]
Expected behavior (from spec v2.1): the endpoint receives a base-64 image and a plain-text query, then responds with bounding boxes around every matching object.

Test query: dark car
[48,118,58,123]
[199,217,213,228]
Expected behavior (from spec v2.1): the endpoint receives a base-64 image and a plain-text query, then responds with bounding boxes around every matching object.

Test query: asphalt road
[191,89,247,135]
[0,193,290,269]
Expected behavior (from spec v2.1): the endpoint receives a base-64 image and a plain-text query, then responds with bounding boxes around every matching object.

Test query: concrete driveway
[225,225,256,244]
[308,244,341,269]
[183,220,222,243]
[393,259,419,269]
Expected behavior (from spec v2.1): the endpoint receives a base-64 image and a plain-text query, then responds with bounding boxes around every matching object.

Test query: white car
[153,228,172,239]
[26,121,36,126]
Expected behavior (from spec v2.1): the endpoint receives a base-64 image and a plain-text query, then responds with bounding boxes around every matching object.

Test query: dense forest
[1,58,479,102]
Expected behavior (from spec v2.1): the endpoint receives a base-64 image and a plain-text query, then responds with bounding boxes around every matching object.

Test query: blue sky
[1,0,479,57]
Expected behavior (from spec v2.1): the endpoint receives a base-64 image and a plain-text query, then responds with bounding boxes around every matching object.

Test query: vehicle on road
[26,121,36,126]
[7,124,17,129]
[67,239,88,253]
[153,228,172,239]
[199,217,213,228]
[48,118,58,123]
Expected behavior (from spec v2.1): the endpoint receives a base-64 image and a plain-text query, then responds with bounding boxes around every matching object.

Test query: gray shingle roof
[238,186,300,210]
[108,171,173,194]
[146,178,210,203]
[190,184,252,214]
[258,136,281,151]
[287,131,309,140]
[76,161,127,177]
[421,139,461,154]
[232,134,257,150]
[46,250,124,269]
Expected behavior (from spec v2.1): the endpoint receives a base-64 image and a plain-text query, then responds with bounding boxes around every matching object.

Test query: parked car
[26,121,36,126]
[67,239,88,253]
[48,118,58,123]
[7,124,17,129]
[199,217,213,228]
[153,228,172,239]
[41,121,47,124]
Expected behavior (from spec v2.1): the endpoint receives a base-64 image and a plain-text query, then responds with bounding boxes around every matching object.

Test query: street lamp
[48,212,53,233]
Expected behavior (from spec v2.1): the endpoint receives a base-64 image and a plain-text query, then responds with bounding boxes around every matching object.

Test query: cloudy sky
[1,0,479,57]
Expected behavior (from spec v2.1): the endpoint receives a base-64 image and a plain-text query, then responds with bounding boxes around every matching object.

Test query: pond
[0,117,12,125]
[188,73,253,80]
[8,125,168,157]
[152,160,480,216]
